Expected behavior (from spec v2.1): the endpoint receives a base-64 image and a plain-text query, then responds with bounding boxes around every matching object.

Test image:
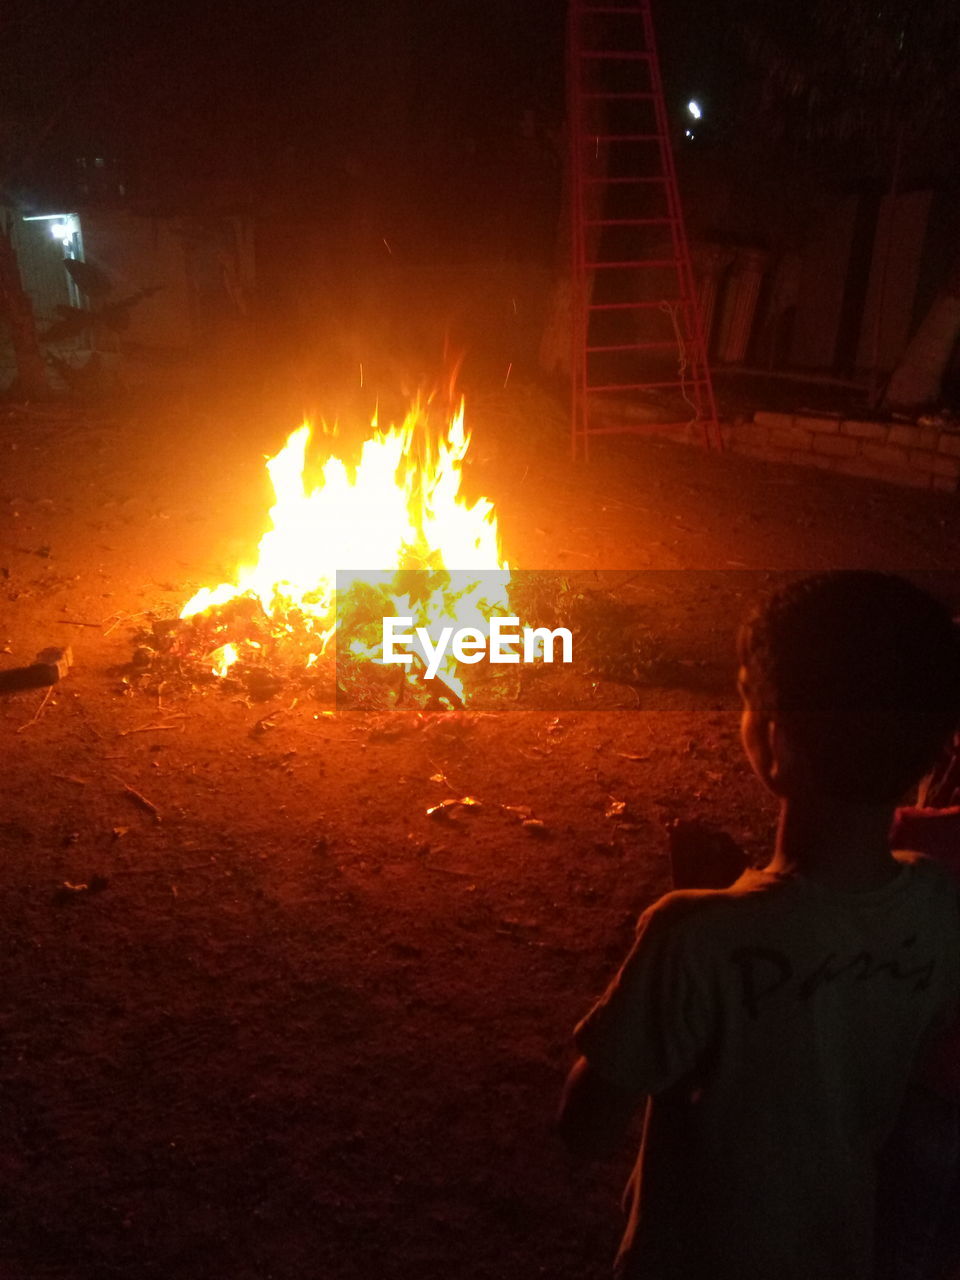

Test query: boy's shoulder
[641,855,957,943]
[641,869,789,931]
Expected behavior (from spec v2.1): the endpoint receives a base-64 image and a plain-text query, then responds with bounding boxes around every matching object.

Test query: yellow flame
[180,396,510,696]
[209,642,239,678]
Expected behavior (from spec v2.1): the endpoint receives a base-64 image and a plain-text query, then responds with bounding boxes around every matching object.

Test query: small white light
[688,100,702,120]
[685,129,694,139]
[50,222,71,241]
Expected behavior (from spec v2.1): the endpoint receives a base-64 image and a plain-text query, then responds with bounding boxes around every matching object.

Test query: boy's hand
[557,1055,639,1160]
[668,818,750,890]
[891,807,960,865]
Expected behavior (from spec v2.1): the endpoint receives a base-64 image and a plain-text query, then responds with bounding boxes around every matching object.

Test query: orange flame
[181,396,510,695]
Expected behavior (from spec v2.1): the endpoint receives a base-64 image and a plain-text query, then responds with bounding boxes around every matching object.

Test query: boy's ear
[741,707,778,793]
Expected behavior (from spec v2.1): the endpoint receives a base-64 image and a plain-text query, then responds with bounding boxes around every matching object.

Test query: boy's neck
[766,797,900,891]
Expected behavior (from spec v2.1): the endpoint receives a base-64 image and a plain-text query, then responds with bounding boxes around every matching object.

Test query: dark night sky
[2,0,730,209]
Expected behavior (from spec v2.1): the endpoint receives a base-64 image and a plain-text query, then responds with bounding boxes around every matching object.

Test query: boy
[559,572,960,1280]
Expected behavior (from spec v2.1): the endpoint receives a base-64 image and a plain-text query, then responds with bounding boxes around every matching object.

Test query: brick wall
[646,413,960,493]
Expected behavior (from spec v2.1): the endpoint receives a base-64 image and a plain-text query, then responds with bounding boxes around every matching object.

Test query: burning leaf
[426,796,483,819]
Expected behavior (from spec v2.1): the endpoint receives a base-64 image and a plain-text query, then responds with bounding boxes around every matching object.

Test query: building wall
[75,210,255,351]
[78,211,193,350]
[789,196,860,369]
[855,189,934,372]
[9,215,75,327]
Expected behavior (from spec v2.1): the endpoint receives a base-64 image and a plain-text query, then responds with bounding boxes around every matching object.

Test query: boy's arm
[558,893,715,1159]
[557,1055,640,1159]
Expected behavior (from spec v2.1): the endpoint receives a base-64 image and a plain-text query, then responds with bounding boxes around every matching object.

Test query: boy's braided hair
[737,572,960,803]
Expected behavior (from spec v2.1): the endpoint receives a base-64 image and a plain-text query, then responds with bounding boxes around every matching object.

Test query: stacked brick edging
[719,412,960,493]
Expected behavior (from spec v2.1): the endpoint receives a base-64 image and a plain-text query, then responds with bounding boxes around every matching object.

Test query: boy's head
[737,572,960,805]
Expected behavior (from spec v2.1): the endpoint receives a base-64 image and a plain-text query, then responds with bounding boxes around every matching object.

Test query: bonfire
[136,393,514,708]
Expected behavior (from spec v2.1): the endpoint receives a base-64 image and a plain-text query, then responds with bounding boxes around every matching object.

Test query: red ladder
[568,0,721,458]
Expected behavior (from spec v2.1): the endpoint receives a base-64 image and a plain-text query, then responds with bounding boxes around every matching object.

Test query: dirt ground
[2,379,959,1280]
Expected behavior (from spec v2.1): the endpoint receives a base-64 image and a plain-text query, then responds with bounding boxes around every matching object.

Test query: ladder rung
[585,259,678,269]
[588,299,683,310]
[582,134,660,143]
[582,91,656,101]
[586,341,680,353]
[585,217,673,227]
[586,380,709,392]
[580,51,654,61]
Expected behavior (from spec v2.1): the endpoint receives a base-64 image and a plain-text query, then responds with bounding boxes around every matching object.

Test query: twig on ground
[117,781,161,821]
[425,863,476,878]
[117,716,185,737]
[16,686,54,733]
[102,610,151,637]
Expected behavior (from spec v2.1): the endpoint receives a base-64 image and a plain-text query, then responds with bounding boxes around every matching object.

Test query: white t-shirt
[575,855,960,1280]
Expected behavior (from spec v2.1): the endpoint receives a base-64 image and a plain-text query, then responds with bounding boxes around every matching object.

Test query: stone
[861,442,911,468]
[812,434,859,458]
[795,414,843,434]
[840,419,888,441]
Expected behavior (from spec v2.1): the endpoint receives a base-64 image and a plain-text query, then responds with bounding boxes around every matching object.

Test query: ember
[165,393,513,705]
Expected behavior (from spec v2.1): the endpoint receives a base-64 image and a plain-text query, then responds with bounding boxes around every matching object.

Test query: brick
[753,411,794,430]
[926,452,960,479]
[840,419,888,441]
[906,449,938,473]
[861,442,911,468]
[795,414,843,434]
[887,423,938,449]
[768,424,814,451]
[932,475,959,493]
[938,433,960,457]
[0,645,73,695]
[812,433,859,458]
[918,427,941,451]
